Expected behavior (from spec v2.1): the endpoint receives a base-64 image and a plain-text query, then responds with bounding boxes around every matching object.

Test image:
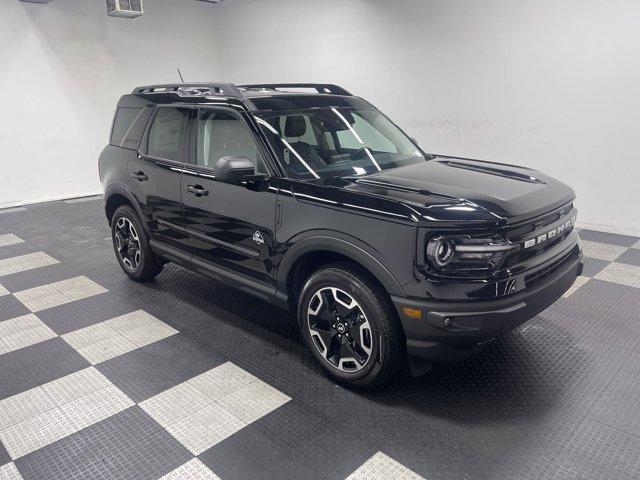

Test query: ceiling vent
[106,0,143,18]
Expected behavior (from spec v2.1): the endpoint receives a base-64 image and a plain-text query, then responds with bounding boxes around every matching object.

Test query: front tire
[298,263,404,388]
[111,204,162,282]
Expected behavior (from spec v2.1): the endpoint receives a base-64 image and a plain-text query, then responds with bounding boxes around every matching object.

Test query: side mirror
[410,137,419,147]
[213,155,255,185]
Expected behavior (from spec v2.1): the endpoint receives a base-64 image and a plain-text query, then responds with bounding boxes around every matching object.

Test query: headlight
[426,235,516,273]
[426,238,455,268]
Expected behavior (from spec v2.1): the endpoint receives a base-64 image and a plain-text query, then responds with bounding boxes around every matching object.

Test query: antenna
[177,67,185,83]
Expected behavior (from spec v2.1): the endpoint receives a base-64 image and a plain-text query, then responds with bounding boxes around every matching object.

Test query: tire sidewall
[111,205,148,280]
[298,269,388,385]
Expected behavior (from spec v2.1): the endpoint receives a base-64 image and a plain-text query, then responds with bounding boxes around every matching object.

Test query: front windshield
[256,107,426,180]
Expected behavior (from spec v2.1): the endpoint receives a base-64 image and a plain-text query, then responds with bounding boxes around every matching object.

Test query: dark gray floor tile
[38,292,139,335]
[588,348,640,437]
[15,407,192,480]
[556,278,640,336]
[97,334,224,403]
[0,242,35,261]
[0,262,76,295]
[199,402,375,480]
[0,338,89,400]
[582,256,609,277]
[578,229,639,247]
[615,247,640,267]
[0,295,30,322]
[547,417,640,479]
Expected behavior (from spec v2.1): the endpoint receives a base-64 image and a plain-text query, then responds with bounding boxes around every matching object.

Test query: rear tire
[298,263,404,388]
[111,204,162,282]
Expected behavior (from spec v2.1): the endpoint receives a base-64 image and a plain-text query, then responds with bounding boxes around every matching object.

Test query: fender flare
[277,234,406,297]
[103,184,148,234]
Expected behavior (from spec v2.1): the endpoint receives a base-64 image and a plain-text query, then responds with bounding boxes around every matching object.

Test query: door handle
[186,184,209,197]
[130,171,148,181]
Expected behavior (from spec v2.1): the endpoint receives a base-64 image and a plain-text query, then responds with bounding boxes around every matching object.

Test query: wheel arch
[104,184,147,232]
[278,235,406,310]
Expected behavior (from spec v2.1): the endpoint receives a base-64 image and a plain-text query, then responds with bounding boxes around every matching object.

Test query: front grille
[525,248,577,289]
[503,203,575,268]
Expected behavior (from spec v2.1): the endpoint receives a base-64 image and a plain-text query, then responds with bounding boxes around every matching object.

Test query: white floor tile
[62,310,177,364]
[581,240,627,262]
[346,452,426,480]
[42,367,113,407]
[60,384,134,431]
[14,276,107,312]
[0,234,24,248]
[188,362,257,401]
[594,262,640,288]
[562,276,591,298]
[143,362,290,455]
[0,386,57,431]
[0,408,77,459]
[165,403,245,455]
[215,379,291,424]
[0,252,59,278]
[0,462,23,480]
[0,367,132,459]
[158,459,221,480]
[0,284,8,297]
[140,383,210,426]
[0,314,57,355]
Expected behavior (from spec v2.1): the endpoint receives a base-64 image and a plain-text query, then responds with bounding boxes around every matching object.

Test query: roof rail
[238,83,352,96]
[132,83,243,98]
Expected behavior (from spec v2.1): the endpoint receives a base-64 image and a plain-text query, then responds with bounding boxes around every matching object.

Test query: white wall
[0,0,221,208]
[211,0,640,235]
[1,0,638,235]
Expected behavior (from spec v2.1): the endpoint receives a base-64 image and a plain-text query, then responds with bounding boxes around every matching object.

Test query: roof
[120,83,372,112]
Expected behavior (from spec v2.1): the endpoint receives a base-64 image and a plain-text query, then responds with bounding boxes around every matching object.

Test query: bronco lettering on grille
[523,216,576,249]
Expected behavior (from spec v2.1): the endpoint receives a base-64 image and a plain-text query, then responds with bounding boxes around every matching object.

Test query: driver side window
[196,110,266,173]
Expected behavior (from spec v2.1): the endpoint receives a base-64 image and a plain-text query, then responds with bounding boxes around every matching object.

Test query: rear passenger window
[148,107,188,162]
[110,108,142,146]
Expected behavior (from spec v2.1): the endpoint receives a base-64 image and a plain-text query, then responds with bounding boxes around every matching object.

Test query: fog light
[402,307,423,319]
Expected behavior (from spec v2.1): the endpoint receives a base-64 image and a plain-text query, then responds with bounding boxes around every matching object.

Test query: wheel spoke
[114,217,141,271]
[306,286,372,373]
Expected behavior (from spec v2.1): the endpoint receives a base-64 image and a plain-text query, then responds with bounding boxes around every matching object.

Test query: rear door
[126,106,190,252]
[181,106,279,294]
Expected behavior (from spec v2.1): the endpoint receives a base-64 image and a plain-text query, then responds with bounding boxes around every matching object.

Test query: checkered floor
[0,198,639,479]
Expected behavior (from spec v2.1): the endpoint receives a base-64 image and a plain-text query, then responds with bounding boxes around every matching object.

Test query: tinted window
[257,107,424,180]
[148,107,188,161]
[110,107,141,146]
[196,110,265,173]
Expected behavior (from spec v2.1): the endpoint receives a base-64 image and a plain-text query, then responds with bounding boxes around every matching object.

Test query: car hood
[336,156,575,225]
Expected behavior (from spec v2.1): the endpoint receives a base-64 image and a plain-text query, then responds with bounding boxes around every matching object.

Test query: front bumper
[392,244,583,363]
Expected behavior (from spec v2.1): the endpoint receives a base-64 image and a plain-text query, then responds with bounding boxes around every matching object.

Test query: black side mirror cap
[214,156,255,185]
[244,174,270,192]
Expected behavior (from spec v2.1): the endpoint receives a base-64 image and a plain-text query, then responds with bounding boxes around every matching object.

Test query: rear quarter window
[110,107,143,147]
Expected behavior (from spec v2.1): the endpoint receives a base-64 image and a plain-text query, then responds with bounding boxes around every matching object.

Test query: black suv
[99,82,583,387]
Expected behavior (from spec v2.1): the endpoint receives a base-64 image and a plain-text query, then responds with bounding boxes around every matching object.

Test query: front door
[126,106,190,252]
[181,107,278,295]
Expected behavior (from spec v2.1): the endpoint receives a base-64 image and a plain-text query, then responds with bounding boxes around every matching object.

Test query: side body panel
[274,179,418,299]
[181,173,279,291]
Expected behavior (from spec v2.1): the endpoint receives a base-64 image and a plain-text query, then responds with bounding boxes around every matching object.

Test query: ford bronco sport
[99,83,583,387]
